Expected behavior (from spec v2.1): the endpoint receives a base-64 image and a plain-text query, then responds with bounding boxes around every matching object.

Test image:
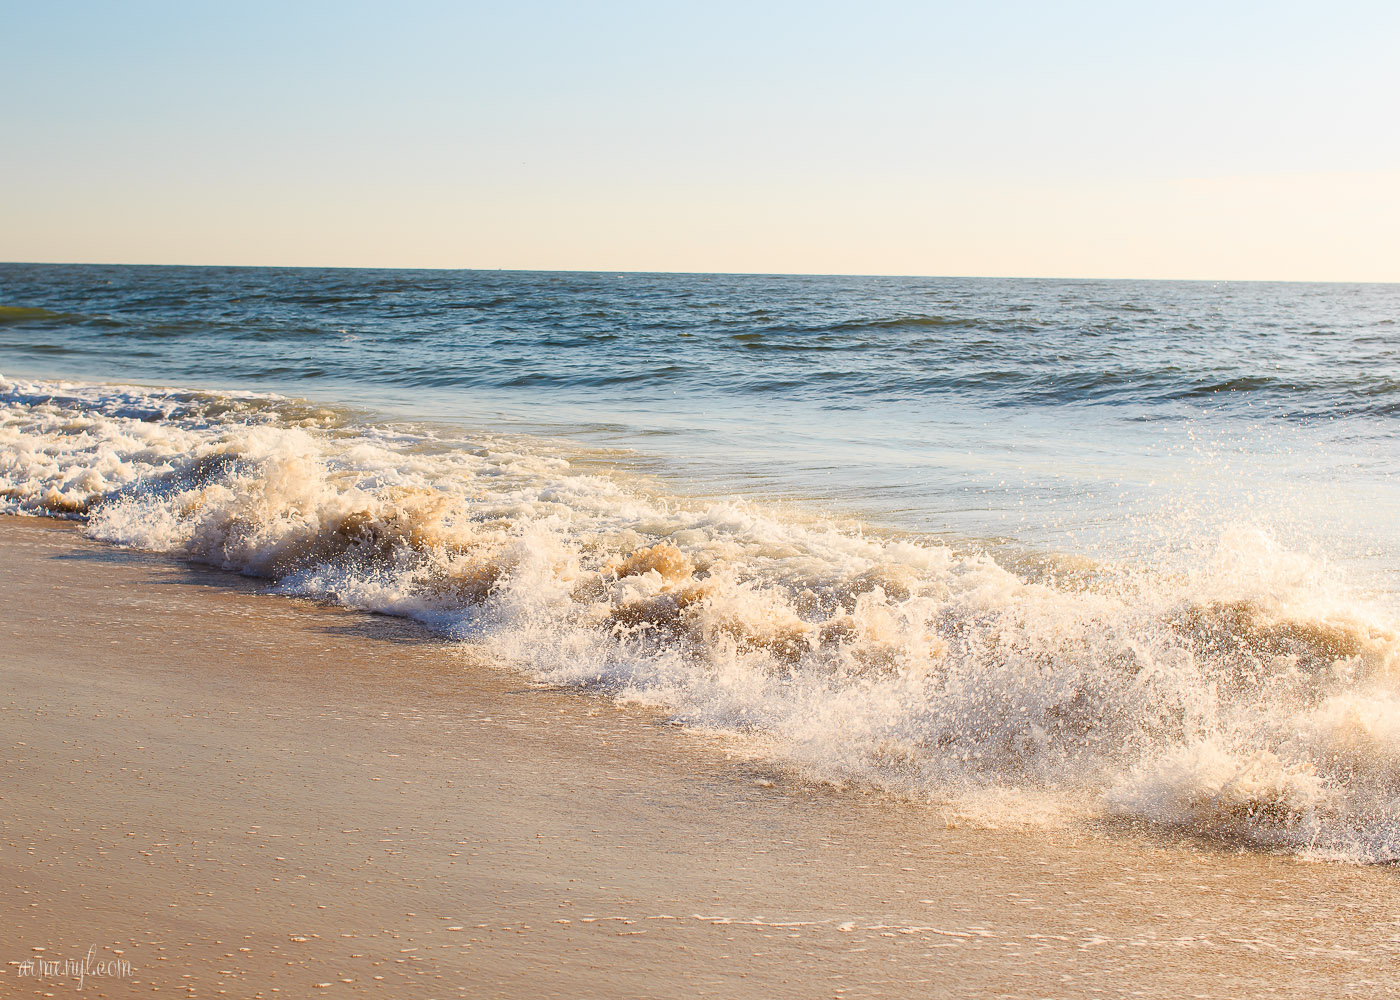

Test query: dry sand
[1,516,1398,998]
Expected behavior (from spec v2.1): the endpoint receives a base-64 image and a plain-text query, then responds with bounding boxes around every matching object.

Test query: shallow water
[2,264,1398,860]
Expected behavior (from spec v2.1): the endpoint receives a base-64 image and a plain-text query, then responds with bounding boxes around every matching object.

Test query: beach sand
[2,515,1397,998]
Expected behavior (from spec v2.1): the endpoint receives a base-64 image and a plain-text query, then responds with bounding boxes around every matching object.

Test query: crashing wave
[3,374,1398,861]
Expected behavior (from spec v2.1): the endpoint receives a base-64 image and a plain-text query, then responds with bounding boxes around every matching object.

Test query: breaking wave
[4,375,1399,861]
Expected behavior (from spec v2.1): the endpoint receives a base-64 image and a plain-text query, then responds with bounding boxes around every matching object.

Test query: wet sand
[1,516,1397,998]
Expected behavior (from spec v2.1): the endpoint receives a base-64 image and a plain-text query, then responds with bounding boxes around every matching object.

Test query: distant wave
[822,314,984,332]
[0,305,79,325]
[4,374,1399,862]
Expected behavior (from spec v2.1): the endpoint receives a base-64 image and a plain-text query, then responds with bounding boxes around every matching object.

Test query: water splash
[4,375,1398,861]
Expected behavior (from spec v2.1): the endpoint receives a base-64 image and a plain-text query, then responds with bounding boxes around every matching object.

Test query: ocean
[3,263,1398,861]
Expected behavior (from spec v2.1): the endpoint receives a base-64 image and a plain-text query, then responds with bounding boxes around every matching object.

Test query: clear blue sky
[4,1,1398,278]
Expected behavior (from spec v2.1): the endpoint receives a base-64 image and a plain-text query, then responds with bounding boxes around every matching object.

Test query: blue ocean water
[4,264,1400,858]
[2,264,1397,583]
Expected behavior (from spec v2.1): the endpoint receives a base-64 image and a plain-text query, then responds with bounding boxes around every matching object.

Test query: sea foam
[4,375,1398,860]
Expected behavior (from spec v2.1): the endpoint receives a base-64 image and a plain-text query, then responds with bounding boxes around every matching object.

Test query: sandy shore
[1,516,1397,998]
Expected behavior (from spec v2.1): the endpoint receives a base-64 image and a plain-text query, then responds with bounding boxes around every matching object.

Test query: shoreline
[2,515,1398,998]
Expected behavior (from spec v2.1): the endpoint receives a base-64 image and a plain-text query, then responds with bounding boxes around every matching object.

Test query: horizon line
[1,259,1396,287]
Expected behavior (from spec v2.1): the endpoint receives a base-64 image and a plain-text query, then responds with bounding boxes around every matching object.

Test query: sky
[3,1,1398,280]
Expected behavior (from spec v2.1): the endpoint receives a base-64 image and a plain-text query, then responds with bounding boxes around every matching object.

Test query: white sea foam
[4,375,1398,860]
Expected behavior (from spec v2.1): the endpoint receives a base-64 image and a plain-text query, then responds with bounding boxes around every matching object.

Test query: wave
[0,304,124,329]
[3,374,1399,861]
[0,305,80,325]
[823,314,986,333]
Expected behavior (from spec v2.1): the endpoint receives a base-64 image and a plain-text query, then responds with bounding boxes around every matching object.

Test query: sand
[1,515,1398,999]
